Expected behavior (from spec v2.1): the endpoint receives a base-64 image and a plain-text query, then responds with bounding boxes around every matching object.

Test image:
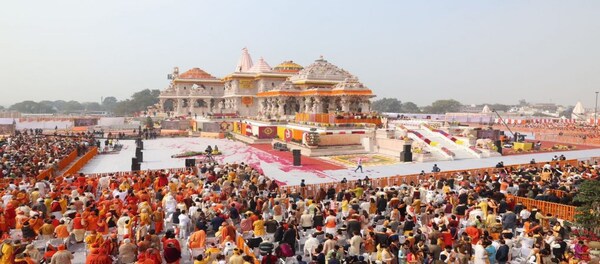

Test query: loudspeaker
[136,151,143,163]
[131,157,140,171]
[400,144,412,162]
[185,158,196,167]
[292,149,301,166]
[138,140,144,150]
[495,140,503,154]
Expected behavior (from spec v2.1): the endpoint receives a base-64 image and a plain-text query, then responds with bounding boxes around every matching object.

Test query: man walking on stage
[354,157,363,173]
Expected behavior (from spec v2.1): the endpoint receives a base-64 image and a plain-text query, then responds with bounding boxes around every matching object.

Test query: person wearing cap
[49,244,73,264]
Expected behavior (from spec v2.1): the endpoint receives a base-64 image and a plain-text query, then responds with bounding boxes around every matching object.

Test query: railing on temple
[295,113,382,125]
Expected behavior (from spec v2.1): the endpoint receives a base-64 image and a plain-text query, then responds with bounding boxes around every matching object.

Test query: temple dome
[248,57,272,73]
[290,57,354,82]
[235,47,254,72]
[273,60,303,73]
[178,68,217,79]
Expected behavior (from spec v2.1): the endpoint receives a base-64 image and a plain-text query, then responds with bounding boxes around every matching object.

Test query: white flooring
[80,138,600,186]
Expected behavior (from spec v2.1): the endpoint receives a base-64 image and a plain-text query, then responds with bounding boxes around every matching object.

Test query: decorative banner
[219,121,232,132]
[284,128,292,142]
[245,123,252,136]
[258,126,277,139]
[241,96,253,106]
[239,80,254,89]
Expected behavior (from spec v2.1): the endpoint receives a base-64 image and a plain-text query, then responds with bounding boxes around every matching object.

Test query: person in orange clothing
[0,211,8,236]
[188,228,206,250]
[86,211,99,232]
[85,247,112,264]
[465,222,481,245]
[28,214,43,234]
[153,208,164,234]
[54,220,70,241]
[4,203,16,229]
[71,213,87,242]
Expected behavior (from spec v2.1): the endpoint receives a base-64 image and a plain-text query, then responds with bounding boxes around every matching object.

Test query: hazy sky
[1,1,599,108]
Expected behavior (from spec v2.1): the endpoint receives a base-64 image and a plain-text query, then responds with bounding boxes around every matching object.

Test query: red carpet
[251,144,345,171]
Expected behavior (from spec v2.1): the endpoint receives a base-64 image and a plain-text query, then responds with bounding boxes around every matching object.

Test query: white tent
[571,101,585,120]
[481,105,492,114]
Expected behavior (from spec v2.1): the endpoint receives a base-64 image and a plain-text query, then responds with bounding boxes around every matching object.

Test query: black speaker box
[292,149,301,166]
[185,158,196,167]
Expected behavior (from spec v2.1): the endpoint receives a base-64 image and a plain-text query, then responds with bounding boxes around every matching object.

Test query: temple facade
[158,48,375,117]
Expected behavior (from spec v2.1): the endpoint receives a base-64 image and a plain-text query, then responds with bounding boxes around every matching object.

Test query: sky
[1,1,599,109]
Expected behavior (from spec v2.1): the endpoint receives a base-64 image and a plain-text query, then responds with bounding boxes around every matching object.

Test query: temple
[157,48,375,117]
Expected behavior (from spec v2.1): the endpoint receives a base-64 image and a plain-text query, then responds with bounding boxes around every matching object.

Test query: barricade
[57,150,78,171]
[508,195,576,221]
[61,147,98,176]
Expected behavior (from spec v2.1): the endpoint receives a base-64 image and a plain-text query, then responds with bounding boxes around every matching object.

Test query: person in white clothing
[348,231,362,256]
[178,210,191,239]
[303,233,319,257]
[473,242,488,264]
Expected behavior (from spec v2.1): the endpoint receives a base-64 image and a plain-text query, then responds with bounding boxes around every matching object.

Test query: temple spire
[235,47,254,72]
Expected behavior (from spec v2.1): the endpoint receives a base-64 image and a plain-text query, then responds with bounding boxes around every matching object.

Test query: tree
[574,180,600,233]
[371,98,402,113]
[113,89,160,116]
[62,100,84,113]
[401,102,421,113]
[82,102,103,111]
[9,101,56,113]
[146,116,154,129]
[102,96,118,112]
[518,99,528,106]
[489,104,510,112]
[423,99,462,114]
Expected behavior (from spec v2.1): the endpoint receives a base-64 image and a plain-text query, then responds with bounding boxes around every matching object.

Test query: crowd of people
[0,131,94,179]
[0,132,596,264]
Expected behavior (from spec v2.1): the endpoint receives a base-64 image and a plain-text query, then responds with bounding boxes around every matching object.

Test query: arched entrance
[163,99,175,112]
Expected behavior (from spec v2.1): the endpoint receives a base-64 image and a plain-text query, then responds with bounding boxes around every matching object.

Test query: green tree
[401,102,421,113]
[9,101,56,113]
[423,99,462,114]
[113,89,160,116]
[518,99,528,106]
[371,98,402,113]
[489,104,510,112]
[62,100,84,112]
[574,180,600,233]
[146,116,154,129]
[102,96,118,112]
[82,102,103,111]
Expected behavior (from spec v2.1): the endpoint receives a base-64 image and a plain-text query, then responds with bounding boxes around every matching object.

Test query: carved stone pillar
[361,100,371,113]
[277,98,285,116]
[341,98,350,113]
[312,98,322,113]
[176,99,184,115]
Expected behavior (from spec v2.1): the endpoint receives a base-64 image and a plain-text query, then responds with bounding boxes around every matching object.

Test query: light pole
[595,91,599,126]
